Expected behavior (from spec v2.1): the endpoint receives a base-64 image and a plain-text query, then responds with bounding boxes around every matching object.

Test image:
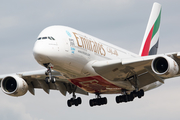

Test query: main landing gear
[116,72,144,104]
[67,93,82,107]
[67,89,144,107]
[89,93,107,107]
[116,89,144,104]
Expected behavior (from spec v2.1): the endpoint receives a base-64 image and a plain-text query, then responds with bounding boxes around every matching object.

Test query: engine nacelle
[1,75,28,97]
[151,56,179,77]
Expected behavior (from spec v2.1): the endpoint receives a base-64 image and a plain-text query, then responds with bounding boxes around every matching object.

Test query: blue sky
[0,0,180,120]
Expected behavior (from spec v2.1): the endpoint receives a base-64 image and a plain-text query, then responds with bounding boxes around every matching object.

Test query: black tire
[51,76,56,83]
[129,93,134,101]
[140,89,144,97]
[45,71,48,75]
[123,95,128,102]
[137,91,142,98]
[116,96,120,103]
[67,99,72,107]
[102,97,107,105]
[137,89,144,98]
[96,98,101,106]
[45,77,49,84]
[89,99,94,107]
[74,99,79,106]
[132,90,137,98]
[119,96,124,103]
[77,97,82,104]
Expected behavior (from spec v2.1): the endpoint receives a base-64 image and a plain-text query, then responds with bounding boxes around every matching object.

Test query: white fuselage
[33,25,158,94]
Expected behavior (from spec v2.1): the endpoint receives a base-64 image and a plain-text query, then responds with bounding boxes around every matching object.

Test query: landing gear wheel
[67,99,72,107]
[77,97,82,104]
[45,77,56,84]
[128,93,134,101]
[140,89,144,97]
[97,98,101,106]
[67,97,82,107]
[132,90,137,98]
[102,97,107,105]
[89,95,107,107]
[116,92,135,104]
[51,76,56,83]
[116,96,120,103]
[89,99,94,107]
[123,95,128,102]
[75,99,79,106]
[116,89,145,104]
[138,89,144,98]
[45,77,50,84]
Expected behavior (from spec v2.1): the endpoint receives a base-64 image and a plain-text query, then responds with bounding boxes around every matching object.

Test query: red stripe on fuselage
[69,76,122,94]
[141,25,154,56]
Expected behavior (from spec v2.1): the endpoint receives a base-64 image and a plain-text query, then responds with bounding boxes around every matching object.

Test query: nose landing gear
[44,63,56,84]
[45,67,56,83]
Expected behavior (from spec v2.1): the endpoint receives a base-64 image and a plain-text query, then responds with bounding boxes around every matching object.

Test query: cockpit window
[37,36,55,40]
[51,37,55,40]
[42,37,47,39]
[48,37,52,40]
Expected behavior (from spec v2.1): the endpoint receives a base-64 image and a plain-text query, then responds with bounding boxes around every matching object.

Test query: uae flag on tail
[139,2,162,56]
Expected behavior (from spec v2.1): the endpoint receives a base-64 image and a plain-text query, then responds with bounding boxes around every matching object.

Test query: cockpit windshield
[37,36,55,40]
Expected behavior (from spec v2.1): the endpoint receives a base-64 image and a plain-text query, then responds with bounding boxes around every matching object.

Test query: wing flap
[28,82,35,95]
[55,82,67,96]
[137,69,162,88]
[37,80,50,94]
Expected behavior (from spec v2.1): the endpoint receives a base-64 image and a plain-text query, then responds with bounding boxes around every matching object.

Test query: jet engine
[1,75,28,97]
[151,56,179,77]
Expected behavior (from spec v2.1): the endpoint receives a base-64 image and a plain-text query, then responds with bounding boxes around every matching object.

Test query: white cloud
[0,97,43,120]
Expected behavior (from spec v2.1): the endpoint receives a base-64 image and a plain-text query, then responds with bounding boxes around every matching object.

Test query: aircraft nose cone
[33,41,51,63]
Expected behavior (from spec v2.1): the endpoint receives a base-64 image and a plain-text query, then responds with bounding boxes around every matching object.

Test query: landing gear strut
[116,89,144,104]
[89,93,107,107]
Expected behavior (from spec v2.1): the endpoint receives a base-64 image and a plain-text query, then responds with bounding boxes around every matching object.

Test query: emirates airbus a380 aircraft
[0,3,179,107]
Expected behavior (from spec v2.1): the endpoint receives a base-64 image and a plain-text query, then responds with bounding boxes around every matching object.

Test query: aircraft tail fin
[139,2,162,56]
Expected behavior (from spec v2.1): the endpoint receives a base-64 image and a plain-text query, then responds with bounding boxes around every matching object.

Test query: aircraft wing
[0,70,88,96]
[92,52,180,89]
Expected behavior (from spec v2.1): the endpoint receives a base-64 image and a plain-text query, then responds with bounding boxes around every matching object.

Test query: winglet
[139,2,162,56]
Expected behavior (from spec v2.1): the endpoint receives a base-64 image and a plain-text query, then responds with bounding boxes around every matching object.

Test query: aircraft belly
[69,76,122,94]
